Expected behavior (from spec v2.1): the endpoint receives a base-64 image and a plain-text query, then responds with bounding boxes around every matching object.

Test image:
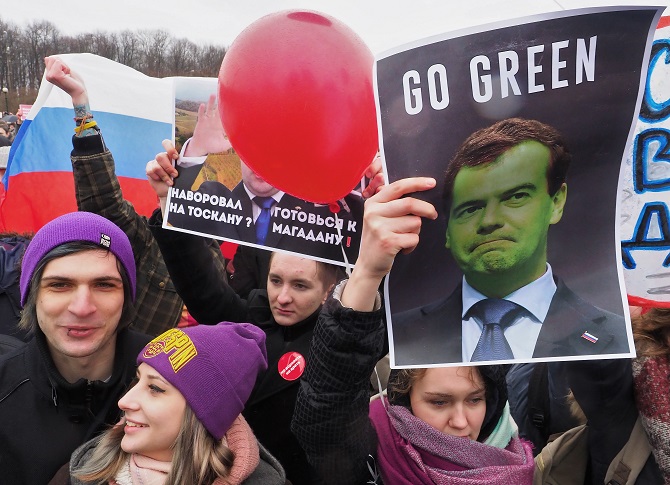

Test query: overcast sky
[2,0,668,55]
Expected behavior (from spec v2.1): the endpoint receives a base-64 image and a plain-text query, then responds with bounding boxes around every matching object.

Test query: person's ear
[445,228,451,249]
[549,183,567,224]
[322,283,334,304]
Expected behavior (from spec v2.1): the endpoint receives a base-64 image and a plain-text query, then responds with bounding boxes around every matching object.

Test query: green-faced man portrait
[392,118,630,365]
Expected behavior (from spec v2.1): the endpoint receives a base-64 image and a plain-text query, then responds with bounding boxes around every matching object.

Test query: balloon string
[333,209,352,277]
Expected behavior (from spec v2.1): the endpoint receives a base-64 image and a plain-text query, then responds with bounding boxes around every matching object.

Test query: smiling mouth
[66,327,97,337]
[125,420,148,428]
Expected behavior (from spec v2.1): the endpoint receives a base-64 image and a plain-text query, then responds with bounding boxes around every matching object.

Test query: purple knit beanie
[137,322,268,440]
[19,212,136,306]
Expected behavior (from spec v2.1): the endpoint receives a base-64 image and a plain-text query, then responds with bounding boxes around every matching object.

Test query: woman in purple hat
[68,322,287,485]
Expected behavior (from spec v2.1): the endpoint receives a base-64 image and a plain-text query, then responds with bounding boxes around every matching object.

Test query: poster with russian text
[163,77,363,268]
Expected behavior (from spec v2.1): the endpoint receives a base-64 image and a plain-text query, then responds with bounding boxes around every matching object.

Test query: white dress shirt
[242,184,284,223]
[176,137,207,167]
[461,264,557,361]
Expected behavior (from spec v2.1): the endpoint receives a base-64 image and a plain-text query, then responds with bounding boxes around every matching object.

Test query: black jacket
[150,212,317,485]
[0,328,149,484]
[0,235,30,341]
[292,293,386,485]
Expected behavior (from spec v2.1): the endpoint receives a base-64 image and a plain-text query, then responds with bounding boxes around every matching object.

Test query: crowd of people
[0,56,667,485]
[0,113,20,180]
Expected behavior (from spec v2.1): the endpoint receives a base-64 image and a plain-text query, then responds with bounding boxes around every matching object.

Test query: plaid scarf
[369,399,534,485]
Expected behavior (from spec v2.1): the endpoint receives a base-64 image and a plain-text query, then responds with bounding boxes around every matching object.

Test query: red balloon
[219,10,378,204]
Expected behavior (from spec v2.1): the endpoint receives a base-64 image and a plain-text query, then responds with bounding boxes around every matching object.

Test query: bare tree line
[0,17,227,112]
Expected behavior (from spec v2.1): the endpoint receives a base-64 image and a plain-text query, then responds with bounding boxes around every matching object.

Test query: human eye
[95,281,119,289]
[503,191,530,206]
[454,204,482,220]
[269,277,281,287]
[293,282,309,290]
[428,396,450,407]
[44,280,71,290]
[149,384,166,394]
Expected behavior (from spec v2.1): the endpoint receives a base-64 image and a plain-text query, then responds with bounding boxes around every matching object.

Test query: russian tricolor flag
[0,53,175,233]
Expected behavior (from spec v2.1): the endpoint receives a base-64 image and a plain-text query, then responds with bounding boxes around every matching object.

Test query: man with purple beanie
[0,211,151,485]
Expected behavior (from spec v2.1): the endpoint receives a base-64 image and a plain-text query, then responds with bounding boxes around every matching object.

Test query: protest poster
[376,6,663,367]
[162,75,366,269]
[621,16,670,310]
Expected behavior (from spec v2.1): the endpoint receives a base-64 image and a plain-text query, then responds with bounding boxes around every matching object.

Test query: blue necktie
[469,299,523,361]
[254,196,275,245]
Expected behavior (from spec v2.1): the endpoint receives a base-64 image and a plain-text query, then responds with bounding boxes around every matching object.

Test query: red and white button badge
[278,352,306,381]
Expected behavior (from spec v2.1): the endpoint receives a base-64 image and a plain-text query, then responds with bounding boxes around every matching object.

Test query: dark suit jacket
[391,277,629,365]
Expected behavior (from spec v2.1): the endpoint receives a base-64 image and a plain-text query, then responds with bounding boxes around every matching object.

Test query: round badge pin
[278,351,306,381]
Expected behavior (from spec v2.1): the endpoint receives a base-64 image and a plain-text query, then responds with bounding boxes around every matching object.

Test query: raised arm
[45,55,149,233]
[341,177,437,310]
[145,133,246,326]
[182,94,231,156]
[44,56,187,335]
[292,178,437,484]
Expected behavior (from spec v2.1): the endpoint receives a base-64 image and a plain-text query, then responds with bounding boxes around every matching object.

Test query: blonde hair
[73,406,235,484]
[388,368,428,399]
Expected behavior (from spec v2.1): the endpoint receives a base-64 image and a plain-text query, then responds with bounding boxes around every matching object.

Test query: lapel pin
[581,331,599,344]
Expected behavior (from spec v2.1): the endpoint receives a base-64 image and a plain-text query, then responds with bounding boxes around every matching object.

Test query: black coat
[0,236,30,341]
[0,328,149,485]
[292,295,386,485]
